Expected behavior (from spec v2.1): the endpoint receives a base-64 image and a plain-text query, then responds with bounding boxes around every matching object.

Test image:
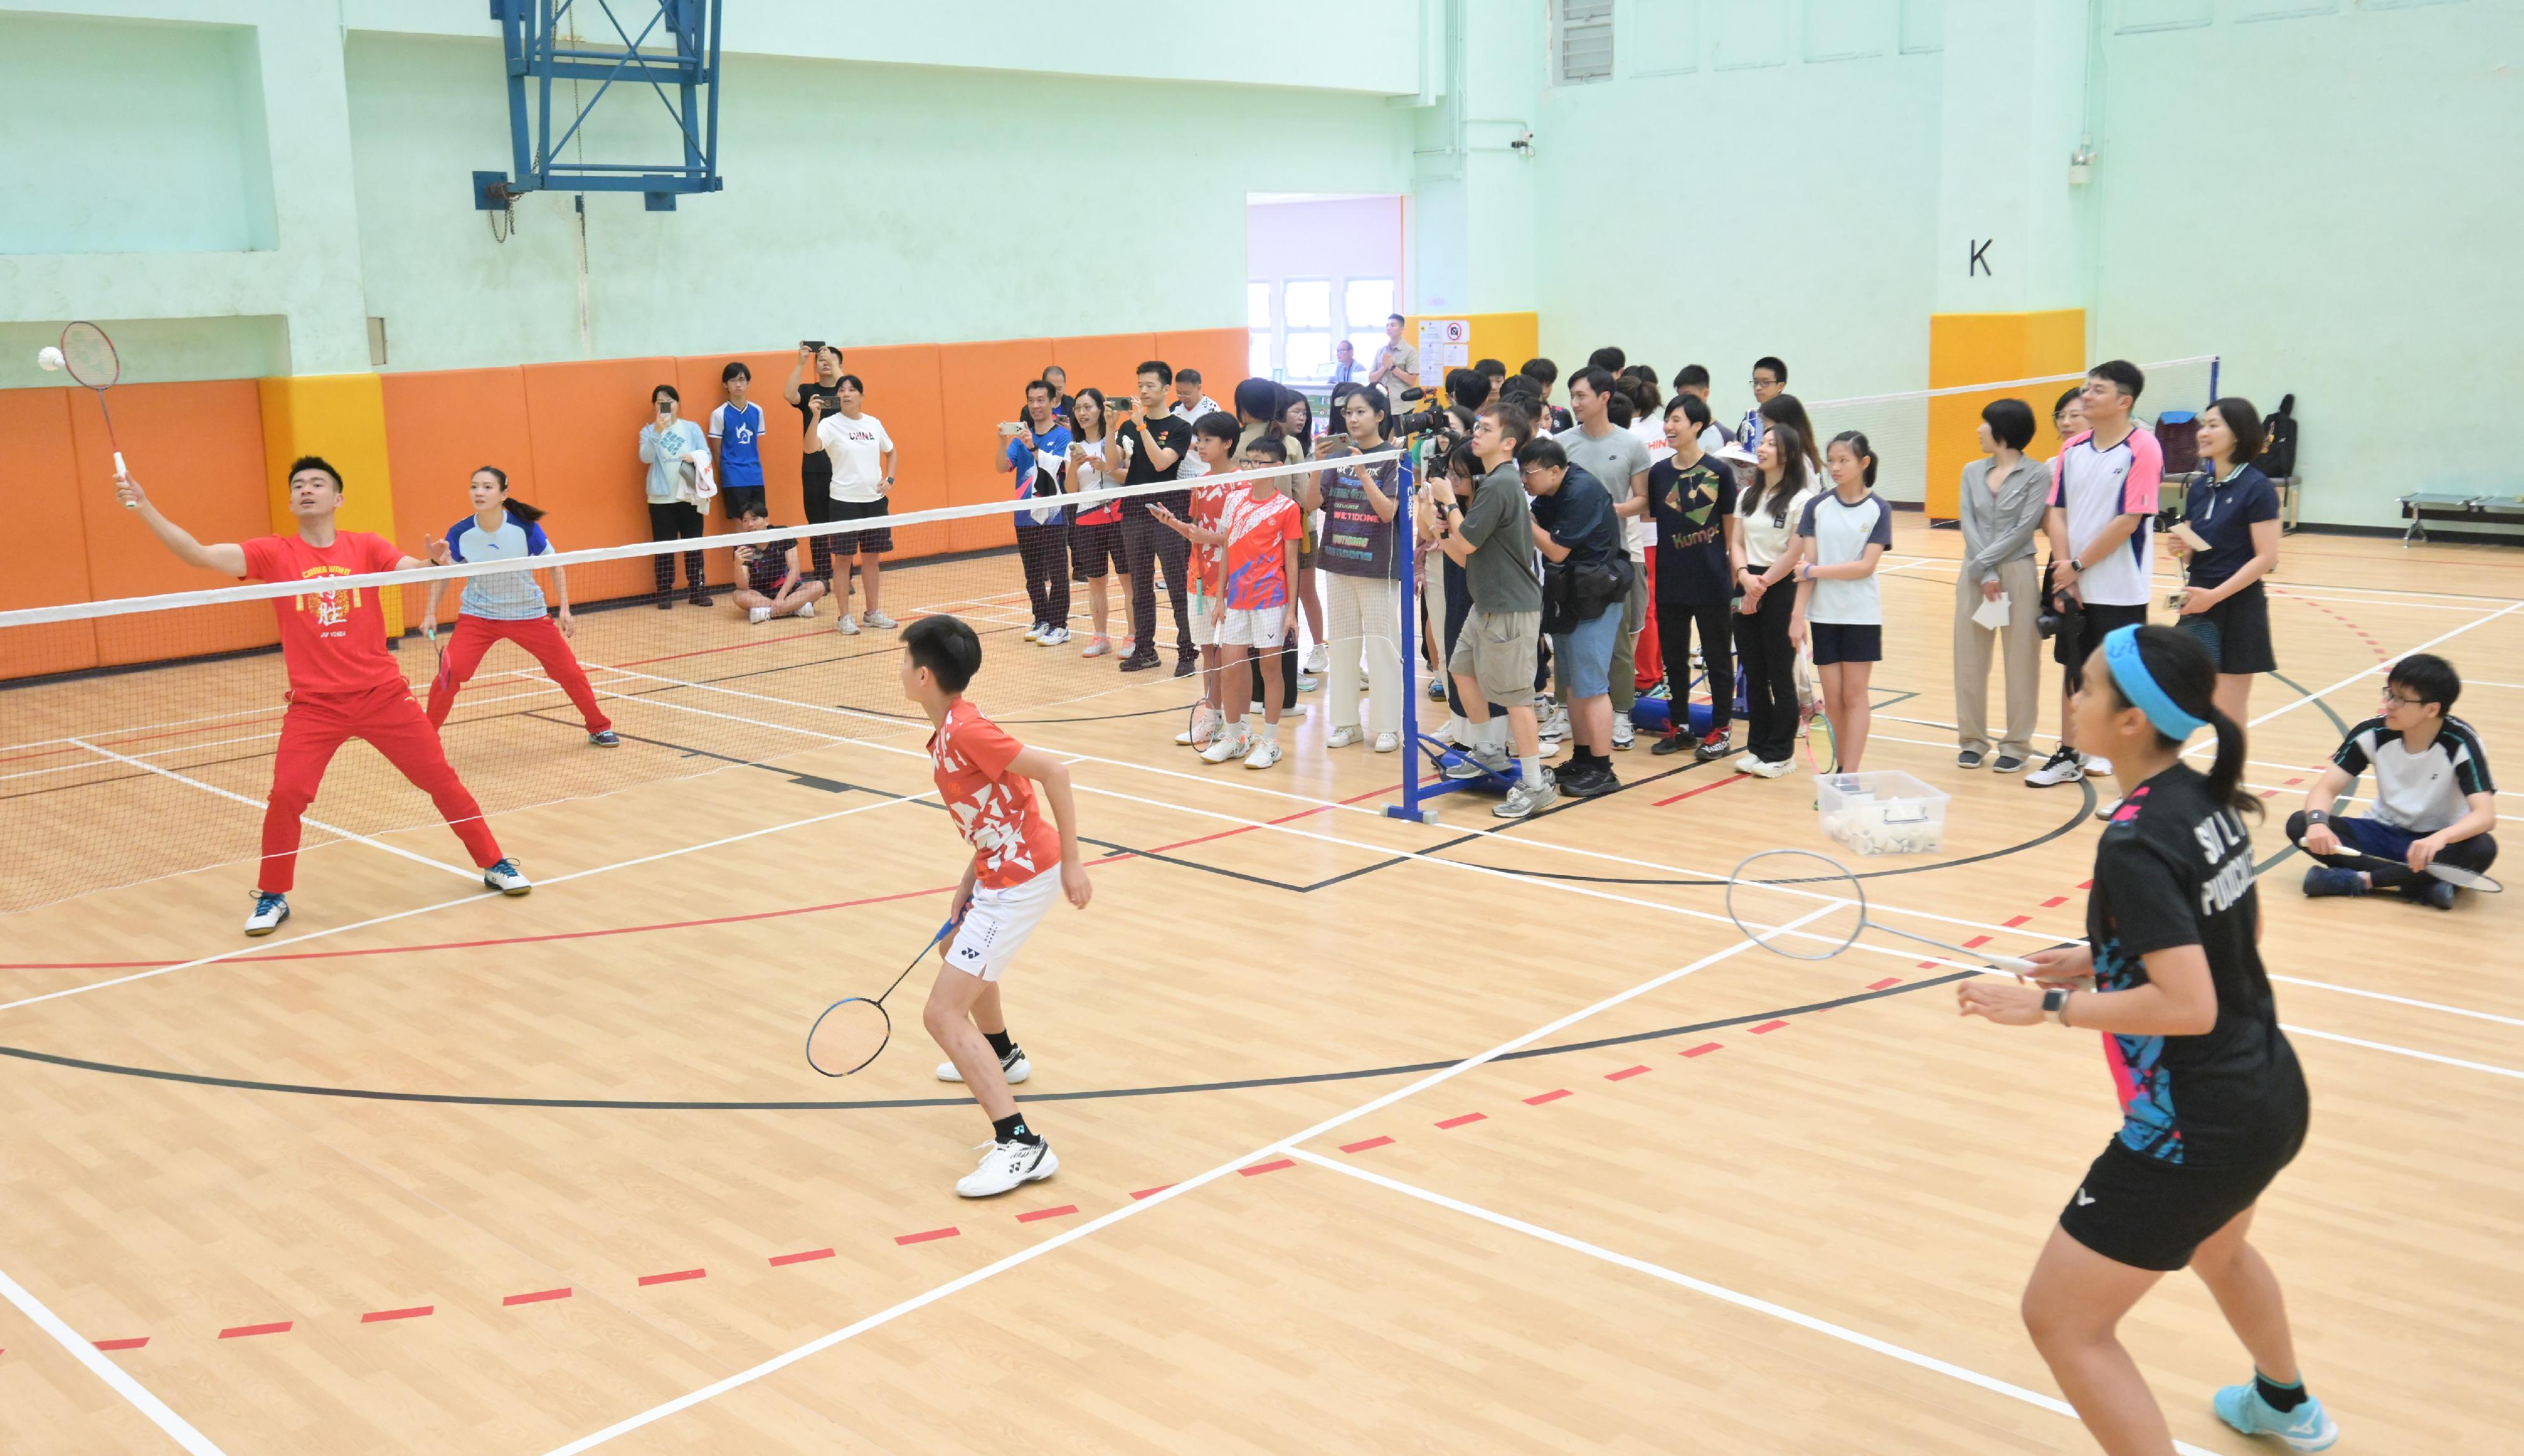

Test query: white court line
[2250,603,2523,727]
[2285,1025,2524,1081]
[66,737,480,884]
[2271,977,2524,1030]
[1285,1151,2221,1456]
[1880,561,2497,613]
[0,792,933,1015]
[534,923,1807,1455]
[0,1262,231,1455]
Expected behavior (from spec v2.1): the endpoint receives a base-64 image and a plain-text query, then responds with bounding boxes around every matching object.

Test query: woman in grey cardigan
[1954,398,2051,770]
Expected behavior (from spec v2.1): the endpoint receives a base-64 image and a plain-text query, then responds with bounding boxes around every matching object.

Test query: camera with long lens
[1392,385,1453,437]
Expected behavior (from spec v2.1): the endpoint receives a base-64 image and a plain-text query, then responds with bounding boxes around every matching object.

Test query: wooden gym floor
[1,523,2518,1454]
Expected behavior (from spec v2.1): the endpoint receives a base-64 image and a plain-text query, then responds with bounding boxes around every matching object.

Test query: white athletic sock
[1520,754,1543,788]
[1260,721,1279,742]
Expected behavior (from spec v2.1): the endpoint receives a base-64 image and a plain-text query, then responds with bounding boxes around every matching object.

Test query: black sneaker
[1992,753,2027,773]
[2025,746,2085,787]
[1562,765,1621,798]
[2401,878,2458,911]
[1174,654,1198,678]
[1694,729,1731,762]
[1957,748,1985,769]
[1118,650,1162,672]
[1650,732,1688,756]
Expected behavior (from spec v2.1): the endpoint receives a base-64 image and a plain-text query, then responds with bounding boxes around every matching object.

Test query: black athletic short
[718,485,766,520]
[1808,621,1882,666]
[1071,520,1124,580]
[829,497,892,555]
[2059,1132,2304,1272]
[2175,579,2276,676]
[2056,600,2150,682]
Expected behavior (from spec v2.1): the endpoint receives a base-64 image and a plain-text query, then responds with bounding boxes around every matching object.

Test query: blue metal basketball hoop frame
[473,0,724,213]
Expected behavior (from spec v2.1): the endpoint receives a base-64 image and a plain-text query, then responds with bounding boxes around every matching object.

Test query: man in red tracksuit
[119,456,531,936]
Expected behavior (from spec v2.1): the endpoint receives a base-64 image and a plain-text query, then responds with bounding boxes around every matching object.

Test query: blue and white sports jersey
[709,401,766,488]
[446,512,554,621]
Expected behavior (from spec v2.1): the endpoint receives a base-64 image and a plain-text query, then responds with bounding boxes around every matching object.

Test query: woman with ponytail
[1961,624,2335,1454]
[423,466,619,747]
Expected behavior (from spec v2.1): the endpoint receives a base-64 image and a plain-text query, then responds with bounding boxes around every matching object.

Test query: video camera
[1392,385,1456,438]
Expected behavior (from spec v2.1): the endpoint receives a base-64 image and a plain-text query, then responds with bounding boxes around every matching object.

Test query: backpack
[2258,393,2298,478]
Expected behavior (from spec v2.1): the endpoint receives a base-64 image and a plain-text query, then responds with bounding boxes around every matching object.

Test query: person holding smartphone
[637,384,711,607]
[784,341,844,585]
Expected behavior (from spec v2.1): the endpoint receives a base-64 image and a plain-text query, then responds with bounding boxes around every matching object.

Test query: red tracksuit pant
[260,682,502,892]
[425,613,613,733]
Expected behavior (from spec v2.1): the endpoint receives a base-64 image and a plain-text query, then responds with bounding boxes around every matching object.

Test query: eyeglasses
[1750,378,1778,389]
[2382,692,2426,708]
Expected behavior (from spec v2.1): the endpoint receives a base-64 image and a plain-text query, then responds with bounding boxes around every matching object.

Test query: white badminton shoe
[957,1137,1059,1198]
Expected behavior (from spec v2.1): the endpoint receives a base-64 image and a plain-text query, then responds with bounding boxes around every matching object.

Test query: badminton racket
[2422,862,2501,893]
[1726,848,2039,975]
[57,323,131,498]
[804,919,957,1076]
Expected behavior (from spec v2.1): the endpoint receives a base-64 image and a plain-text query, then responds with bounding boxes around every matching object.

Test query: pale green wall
[341,34,1417,370]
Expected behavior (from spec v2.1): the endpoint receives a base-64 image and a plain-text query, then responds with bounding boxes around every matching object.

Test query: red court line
[1653,774,1750,808]
[502,1287,571,1306]
[1129,1185,1174,1200]
[637,1269,705,1287]
[2002,915,2031,928]
[1749,1020,1789,1035]
[360,1306,433,1324]
[2077,879,2093,889]
[1239,1158,1297,1177]
[894,1227,960,1246]
[1435,1113,1487,1129]
[94,1337,149,1351]
[1523,1088,1572,1105]
[1866,977,1903,990]
[1339,1136,1395,1153]
[1917,960,1943,969]
[1961,936,1991,949]
[1604,1065,1651,1081]
[1680,1042,1723,1057]
[2041,896,2069,908]
[768,1248,834,1267]
[1015,1205,1078,1223]
[218,1321,291,1340]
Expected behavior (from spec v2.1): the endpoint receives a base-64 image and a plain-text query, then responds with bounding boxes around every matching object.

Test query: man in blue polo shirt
[709,361,767,520]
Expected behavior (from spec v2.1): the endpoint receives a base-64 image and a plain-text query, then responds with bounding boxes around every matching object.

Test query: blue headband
[2102,625,2207,741]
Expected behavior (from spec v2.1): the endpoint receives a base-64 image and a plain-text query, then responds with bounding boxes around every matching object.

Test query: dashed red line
[2077,879,2093,889]
[1681,1042,1723,1057]
[1435,1113,1487,1129]
[1749,1020,1789,1035]
[1917,959,1943,969]
[1523,1088,1572,1105]
[637,1268,705,1287]
[218,1321,291,1340]
[1339,1136,1394,1153]
[2041,896,2069,908]
[769,1248,834,1267]
[94,1337,150,1351]
[1605,1065,1651,1081]
[1239,1158,1296,1177]
[1015,1204,1078,1224]
[1867,977,1903,990]
[1962,935,1991,949]
[894,1227,960,1246]
[2002,915,2031,928]
[361,1306,433,1323]
[1129,1185,1174,1200]
[502,1287,571,1306]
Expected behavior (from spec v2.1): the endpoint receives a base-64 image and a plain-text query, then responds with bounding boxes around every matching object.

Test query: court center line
[0,1261,232,1455]
[1284,1150,2221,1456]
[0,792,933,1016]
[65,736,482,883]
[533,924,1803,1455]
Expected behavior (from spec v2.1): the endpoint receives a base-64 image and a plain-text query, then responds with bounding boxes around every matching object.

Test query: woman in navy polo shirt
[2170,398,2282,721]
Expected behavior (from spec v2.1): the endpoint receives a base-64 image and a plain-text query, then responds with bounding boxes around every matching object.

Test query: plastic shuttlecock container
[36,346,64,372]
[1815,770,1950,856]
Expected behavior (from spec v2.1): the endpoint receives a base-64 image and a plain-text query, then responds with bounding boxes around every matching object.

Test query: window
[1342,279,1395,334]
[1284,332,1334,384]
[1282,279,1333,384]
[1251,331,1272,378]
[1555,0,1613,85]
[1246,281,1271,330]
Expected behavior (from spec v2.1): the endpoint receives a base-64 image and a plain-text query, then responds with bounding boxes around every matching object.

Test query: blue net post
[1387,444,1434,822]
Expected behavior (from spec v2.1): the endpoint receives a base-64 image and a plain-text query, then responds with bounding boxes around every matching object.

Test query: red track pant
[425,613,613,733]
[261,682,503,892]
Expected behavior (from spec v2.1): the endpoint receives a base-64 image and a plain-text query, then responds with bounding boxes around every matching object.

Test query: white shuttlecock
[37,345,64,372]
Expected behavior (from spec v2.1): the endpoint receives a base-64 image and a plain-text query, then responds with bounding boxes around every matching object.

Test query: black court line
[0,970,1980,1112]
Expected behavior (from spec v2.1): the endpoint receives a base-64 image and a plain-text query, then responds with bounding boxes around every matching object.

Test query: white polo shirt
[2049,426,2164,608]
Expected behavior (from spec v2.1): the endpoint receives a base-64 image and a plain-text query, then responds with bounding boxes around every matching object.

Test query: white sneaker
[2095,797,2123,823]
[956,1137,1058,1198]
[1120,635,1138,655]
[862,609,898,630]
[796,600,815,618]
[1302,643,1328,674]
[1372,732,1399,753]
[244,891,289,936]
[1199,725,1251,765]
[835,614,861,635]
[1612,710,1635,750]
[481,857,533,894]
[1326,725,1365,748]
[1743,757,1795,779]
[935,1047,1031,1084]
[2084,753,2113,777]
[748,606,772,624]
[2026,746,2087,787]
[1040,626,1071,646]
[1436,715,1466,746]
[1493,777,1559,819]
[1023,623,1046,642]
[1243,736,1283,770]
[1176,705,1222,749]
[1081,635,1112,658]
[1733,753,1763,775]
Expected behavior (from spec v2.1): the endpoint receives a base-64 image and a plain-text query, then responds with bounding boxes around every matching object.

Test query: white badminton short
[943,865,1061,982]
[1188,588,1222,648]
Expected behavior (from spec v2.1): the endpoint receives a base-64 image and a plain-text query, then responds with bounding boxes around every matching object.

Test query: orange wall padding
[5,326,1261,681]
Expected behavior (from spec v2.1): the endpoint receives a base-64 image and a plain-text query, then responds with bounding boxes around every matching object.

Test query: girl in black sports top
[1960,624,2335,1454]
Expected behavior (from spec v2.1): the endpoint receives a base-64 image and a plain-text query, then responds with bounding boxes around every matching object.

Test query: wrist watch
[2067,557,2084,573]
[2306,810,2330,826]
[2042,987,2072,1025]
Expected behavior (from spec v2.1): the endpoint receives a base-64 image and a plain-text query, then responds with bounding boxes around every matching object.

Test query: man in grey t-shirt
[1555,366,1653,745]
[1437,402,1555,819]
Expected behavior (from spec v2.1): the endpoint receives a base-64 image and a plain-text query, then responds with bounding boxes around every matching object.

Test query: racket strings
[61,322,119,390]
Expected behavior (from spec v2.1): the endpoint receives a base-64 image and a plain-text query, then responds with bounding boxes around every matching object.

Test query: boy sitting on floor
[730,503,827,623]
[2289,652,2498,910]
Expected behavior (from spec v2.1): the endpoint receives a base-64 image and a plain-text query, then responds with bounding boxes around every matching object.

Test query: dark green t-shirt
[1458,462,1542,613]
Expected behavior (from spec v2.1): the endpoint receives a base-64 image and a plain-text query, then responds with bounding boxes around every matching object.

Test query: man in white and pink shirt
[2031,360,2164,789]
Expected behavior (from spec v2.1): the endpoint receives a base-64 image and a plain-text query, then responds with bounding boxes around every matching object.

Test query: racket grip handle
[115,451,134,505]
[1991,955,2040,976]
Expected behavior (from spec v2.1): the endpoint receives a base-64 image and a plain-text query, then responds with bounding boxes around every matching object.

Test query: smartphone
[801,339,827,355]
[998,421,1024,437]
